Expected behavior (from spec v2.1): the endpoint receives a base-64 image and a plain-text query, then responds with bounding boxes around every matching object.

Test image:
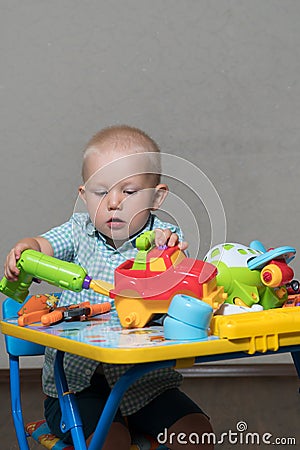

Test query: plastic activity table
[1,307,300,449]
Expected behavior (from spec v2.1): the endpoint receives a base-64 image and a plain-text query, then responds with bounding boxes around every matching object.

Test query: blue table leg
[88,360,175,450]
[291,351,300,393]
[9,355,30,450]
[54,350,87,450]
[291,351,300,379]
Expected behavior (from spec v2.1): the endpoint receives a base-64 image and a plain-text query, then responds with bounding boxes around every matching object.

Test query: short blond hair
[82,125,161,184]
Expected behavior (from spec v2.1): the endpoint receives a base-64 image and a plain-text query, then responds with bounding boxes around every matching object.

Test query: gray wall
[1,0,299,368]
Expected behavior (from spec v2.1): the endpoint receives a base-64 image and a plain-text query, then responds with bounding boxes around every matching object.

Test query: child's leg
[86,422,131,450]
[44,373,131,449]
[127,387,214,449]
[167,413,214,450]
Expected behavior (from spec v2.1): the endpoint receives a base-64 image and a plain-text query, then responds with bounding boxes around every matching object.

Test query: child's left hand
[154,228,188,251]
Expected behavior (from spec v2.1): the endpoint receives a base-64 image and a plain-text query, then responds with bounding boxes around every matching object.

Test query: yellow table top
[2,308,300,365]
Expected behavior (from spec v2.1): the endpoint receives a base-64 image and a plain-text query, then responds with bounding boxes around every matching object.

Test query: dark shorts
[44,373,204,444]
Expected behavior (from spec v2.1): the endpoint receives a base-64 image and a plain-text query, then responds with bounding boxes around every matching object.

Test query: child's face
[79,144,167,248]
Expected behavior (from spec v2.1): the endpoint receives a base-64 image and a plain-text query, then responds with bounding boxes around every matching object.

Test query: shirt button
[110,255,117,261]
[85,369,92,376]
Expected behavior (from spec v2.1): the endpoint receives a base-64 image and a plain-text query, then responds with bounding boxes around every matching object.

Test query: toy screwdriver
[0,249,113,303]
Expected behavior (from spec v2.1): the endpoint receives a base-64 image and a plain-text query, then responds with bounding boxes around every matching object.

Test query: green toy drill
[0,249,111,303]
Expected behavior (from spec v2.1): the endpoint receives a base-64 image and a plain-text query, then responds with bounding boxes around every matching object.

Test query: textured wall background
[1,0,299,367]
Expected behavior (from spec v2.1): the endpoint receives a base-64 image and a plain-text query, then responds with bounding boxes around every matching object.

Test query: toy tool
[17,294,111,326]
[0,249,111,303]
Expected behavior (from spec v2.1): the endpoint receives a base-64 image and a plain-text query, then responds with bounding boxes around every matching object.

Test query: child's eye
[124,190,137,195]
[94,191,108,196]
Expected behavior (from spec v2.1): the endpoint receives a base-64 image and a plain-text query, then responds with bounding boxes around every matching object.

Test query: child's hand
[154,228,188,251]
[4,237,53,281]
[4,243,33,281]
[4,236,48,281]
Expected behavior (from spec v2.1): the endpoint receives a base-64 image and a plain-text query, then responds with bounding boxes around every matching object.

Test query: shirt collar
[87,214,155,251]
[86,220,97,237]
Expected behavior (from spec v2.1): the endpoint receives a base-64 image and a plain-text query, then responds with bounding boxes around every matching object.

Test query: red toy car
[110,246,226,327]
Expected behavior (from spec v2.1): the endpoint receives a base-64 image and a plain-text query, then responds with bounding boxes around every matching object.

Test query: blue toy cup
[164,315,208,340]
[168,294,213,327]
[164,294,213,340]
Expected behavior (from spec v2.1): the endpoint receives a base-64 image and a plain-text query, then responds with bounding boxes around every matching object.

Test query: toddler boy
[5,125,213,449]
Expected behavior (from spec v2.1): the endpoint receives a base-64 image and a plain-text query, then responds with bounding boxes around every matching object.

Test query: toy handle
[0,271,34,304]
[88,302,111,317]
[18,311,44,327]
[41,309,64,326]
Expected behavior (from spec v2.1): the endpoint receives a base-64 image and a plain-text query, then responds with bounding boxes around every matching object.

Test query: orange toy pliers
[17,294,111,326]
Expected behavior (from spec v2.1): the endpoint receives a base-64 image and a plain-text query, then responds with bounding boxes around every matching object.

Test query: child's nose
[107,190,122,210]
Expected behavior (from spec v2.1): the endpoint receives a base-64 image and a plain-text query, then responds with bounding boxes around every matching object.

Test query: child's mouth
[106,218,126,229]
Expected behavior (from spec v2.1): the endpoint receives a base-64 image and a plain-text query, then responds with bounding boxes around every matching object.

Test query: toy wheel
[114,295,151,328]
[290,280,300,293]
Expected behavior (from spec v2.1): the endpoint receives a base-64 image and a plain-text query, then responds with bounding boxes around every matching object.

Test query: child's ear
[151,184,169,210]
[78,185,87,204]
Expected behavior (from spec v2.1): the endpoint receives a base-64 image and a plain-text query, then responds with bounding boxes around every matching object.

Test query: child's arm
[154,228,188,251]
[4,236,53,281]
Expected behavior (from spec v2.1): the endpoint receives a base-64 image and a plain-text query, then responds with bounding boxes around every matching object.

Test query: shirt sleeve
[41,217,76,261]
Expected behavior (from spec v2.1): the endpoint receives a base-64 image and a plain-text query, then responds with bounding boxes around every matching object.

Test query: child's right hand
[4,237,53,281]
[4,243,33,281]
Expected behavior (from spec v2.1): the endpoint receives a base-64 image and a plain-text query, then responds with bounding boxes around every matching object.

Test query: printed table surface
[2,308,300,365]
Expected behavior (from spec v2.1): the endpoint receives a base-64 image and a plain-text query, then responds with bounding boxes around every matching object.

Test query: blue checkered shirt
[41,213,183,415]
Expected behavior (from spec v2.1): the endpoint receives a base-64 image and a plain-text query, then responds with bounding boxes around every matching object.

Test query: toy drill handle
[0,268,34,304]
[0,249,90,303]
